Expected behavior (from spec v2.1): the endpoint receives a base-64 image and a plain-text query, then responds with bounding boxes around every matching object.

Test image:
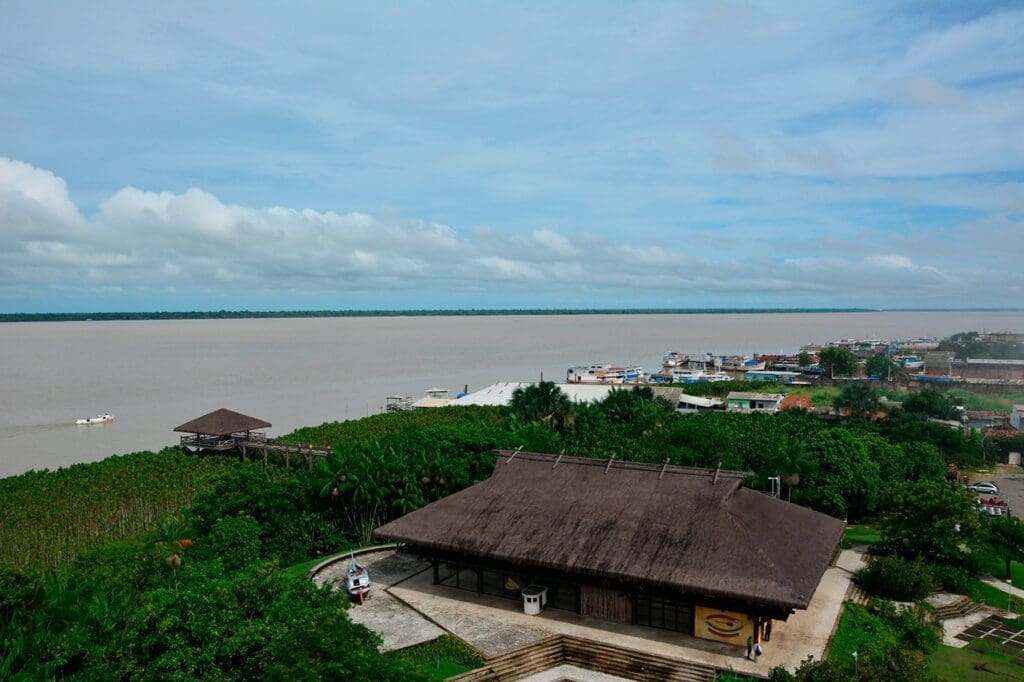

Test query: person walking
[746,635,753,660]
[764,620,772,642]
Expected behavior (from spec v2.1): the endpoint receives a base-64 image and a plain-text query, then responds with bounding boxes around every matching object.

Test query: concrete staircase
[931,595,983,621]
[447,633,755,681]
[844,582,872,606]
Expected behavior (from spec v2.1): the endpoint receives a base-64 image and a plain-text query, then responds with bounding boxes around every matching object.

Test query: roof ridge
[493,450,750,480]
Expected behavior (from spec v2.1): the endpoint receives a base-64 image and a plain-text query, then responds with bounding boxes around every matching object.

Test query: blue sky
[0,1,1022,311]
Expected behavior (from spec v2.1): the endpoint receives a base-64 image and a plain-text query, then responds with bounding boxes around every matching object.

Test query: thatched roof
[375,452,845,610]
[173,409,271,436]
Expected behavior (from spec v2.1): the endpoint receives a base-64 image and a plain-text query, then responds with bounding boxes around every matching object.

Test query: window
[634,595,692,634]
[481,569,504,597]
[458,566,479,592]
[438,562,457,588]
[550,581,579,612]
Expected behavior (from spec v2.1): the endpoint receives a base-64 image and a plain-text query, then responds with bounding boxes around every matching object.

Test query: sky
[0,1,1022,312]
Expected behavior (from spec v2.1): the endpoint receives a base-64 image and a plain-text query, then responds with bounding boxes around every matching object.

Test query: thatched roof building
[376,451,844,638]
[174,408,271,437]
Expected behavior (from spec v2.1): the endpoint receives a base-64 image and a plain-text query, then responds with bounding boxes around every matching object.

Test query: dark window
[550,581,579,612]
[458,566,479,592]
[481,570,504,597]
[438,562,457,588]
[635,595,692,634]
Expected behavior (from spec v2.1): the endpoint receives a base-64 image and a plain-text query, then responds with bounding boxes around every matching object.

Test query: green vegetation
[282,405,506,447]
[388,635,484,680]
[931,640,1024,681]
[0,449,236,570]
[769,600,940,681]
[865,353,898,380]
[842,524,882,547]
[833,383,881,419]
[2,368,1018,678]
[0,308,875,323]
[818,346,860,377]
[939,331,1024,360]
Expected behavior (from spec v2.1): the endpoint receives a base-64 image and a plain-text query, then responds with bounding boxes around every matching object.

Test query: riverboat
[566,364,647,384]
[75,413,114,425]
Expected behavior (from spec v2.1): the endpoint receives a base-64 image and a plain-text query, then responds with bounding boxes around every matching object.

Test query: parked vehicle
[967,482,999,495]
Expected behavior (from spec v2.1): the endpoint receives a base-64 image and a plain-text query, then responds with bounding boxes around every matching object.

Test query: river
[1,311,1022,478]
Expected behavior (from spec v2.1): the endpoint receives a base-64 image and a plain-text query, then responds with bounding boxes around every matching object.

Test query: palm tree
[509,381,574,430]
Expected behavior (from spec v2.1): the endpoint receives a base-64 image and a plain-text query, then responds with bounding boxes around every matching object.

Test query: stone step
[446,633,748,682]
[933,596,983,621]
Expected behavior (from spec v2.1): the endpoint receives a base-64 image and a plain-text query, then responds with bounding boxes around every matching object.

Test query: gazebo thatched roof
[173,409,271,437]
[375,451,845,610]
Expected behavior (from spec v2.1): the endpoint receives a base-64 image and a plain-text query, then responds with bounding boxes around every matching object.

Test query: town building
[960,359,1024,382]
[374,451,844,649]
[725,391,784,413]
[1012,405,1024,432]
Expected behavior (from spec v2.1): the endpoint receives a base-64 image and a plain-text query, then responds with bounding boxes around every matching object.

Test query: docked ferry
[566,364,647,384]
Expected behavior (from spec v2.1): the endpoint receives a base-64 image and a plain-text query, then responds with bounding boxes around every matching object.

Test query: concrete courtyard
[318,546,862,676]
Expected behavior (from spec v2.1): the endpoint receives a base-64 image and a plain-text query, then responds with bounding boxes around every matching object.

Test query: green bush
[928,563,975,595]
[856,557,937,600]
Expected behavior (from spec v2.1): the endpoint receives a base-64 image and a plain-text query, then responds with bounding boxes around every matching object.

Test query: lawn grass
[945,389,1024,413]
[282,556,328,579]
[388,635,484,681]
[842,524,882,547]
[930,641,1024,681]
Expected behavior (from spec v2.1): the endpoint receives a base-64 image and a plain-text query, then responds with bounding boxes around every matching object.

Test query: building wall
[695,606,755,647]
[580,585,632,624]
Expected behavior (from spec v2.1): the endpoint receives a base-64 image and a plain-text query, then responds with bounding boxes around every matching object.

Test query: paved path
[314,549,444,652]
[389,548,864,675]
[983,576,1024,600]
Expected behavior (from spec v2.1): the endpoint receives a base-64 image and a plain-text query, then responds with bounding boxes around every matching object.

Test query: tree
[833,383,880,420]
[509,381,574,430]
[793,429,881,520]
[901,389,959,420]
[865,353,898,381]
[797,351,813,368]
[985,516,1024,580]
[880,480,982,565]
[818,347,859,377]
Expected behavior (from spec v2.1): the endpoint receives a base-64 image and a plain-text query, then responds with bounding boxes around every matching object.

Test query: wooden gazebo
[174,408,271,451]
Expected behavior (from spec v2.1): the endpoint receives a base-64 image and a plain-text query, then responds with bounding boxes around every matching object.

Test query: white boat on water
[76,413,114,425]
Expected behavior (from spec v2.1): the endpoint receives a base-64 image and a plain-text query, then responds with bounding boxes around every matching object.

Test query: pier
[174,408,333,469]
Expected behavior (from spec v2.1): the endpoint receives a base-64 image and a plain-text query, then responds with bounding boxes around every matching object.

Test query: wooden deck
[180,433,333,468]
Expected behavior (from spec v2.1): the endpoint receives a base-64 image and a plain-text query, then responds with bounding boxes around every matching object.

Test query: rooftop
[375,451,845,610]
[173,408,271,436]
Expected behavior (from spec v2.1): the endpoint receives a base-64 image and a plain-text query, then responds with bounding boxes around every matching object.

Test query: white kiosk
[522,585,548,615]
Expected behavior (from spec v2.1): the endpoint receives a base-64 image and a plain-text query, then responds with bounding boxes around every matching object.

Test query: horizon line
[2,307,1024,322]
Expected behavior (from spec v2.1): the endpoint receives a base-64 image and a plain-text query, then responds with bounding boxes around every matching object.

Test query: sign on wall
[694,606,754,646]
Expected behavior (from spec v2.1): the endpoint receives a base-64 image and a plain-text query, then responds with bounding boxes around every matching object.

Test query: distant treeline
[1,308,877,322]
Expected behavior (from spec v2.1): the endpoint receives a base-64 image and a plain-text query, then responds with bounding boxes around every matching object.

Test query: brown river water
[2,311,1022,478]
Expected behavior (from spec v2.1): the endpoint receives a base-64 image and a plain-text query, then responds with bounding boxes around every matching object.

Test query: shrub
[928,563,975,595]
[855,557,937,600]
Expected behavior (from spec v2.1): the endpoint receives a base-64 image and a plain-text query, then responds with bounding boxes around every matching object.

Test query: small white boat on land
[344,553,371,605]
[76,413,114,425]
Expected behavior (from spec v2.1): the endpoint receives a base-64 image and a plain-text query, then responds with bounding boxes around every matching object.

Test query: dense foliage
[0,523,423,679]
[818,347,860,377]
[770,600,940,681]
[0,449,236,570]
[0,375,1008,679]
[939,331,1024,360]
